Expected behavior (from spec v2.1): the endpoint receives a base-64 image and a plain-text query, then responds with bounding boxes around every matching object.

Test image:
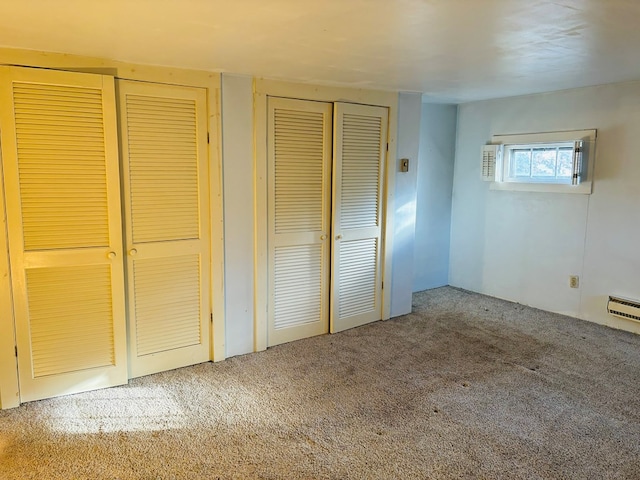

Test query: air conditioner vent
[607,296,640,322]
[481,145,502,181]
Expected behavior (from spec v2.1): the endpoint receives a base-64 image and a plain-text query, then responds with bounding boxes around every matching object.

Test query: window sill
[489,181,592,194]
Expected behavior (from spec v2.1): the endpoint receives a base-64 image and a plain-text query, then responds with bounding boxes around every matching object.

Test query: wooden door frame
[0,137,20,409]
[253,79,398,352]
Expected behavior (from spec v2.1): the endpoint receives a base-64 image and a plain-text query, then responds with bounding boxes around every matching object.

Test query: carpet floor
[1,286,639,479]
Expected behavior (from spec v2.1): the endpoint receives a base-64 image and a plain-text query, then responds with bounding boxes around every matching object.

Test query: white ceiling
[1,0,640,103]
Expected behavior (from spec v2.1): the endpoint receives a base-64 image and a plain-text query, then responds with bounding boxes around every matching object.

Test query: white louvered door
[0,67,127,402]
[331,103,388,333]
[118,80,210,378]
[267,97,332,346]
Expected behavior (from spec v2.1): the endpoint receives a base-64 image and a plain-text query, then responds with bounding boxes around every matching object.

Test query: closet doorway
[0,66,213,403]
[267,97,389,346]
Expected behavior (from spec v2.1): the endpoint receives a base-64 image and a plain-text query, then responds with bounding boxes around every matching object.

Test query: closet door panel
[0,66,127,402]
[267,97,332,346]
[118,80,210,378]
[331,103,388,333]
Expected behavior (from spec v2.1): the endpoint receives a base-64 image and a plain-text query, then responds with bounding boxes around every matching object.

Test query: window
[505,142,578,184]
[487,129,596,194]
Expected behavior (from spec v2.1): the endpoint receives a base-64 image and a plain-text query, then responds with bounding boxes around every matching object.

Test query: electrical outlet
[569,275,579,288]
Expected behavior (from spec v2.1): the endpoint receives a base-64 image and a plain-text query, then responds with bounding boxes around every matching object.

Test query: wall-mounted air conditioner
[607,296,640,323]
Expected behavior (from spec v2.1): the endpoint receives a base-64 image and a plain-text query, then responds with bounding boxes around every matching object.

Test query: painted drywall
[221,74,255,357]
[389,92,422,317]
[413,103,457,292]
[450,80,640,334]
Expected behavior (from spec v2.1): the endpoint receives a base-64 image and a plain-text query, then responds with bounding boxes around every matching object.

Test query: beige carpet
[1,286,639,479]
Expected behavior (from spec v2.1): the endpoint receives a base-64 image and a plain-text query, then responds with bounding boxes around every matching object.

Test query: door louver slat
[26,264,115,377]
[338,239,378,318]
[133,255,201,356]
[125,94,199,244]
[274,245,323,329]
[340,113,382,230]
[13,83,109,251]
[274,108,325,234]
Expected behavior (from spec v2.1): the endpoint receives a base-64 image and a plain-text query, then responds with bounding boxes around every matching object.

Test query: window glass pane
[512,149,531,177]
[557,148,573,178]
[531,148,556,177]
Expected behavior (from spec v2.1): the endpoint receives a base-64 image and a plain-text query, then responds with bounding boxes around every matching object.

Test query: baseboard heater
[607,296,640,322]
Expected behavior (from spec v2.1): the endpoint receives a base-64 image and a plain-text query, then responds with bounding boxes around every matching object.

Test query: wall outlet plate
[569,275,579,288]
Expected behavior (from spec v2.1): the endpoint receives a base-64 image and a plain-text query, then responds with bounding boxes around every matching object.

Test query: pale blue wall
[389,92,422,317]
[448,81,640,334]
[221,74,255,357]
[413,103,457,292]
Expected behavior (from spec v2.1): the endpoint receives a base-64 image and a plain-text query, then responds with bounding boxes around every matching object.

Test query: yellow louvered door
[331,103,388,333]
[267,97,332,346]
[118,80,210,378]
[0,67,127,402]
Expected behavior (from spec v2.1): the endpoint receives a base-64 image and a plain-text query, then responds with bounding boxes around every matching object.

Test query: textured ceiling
[1,0,640,103]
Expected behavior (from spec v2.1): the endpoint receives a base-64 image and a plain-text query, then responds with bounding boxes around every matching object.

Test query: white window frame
[490,129,596,194]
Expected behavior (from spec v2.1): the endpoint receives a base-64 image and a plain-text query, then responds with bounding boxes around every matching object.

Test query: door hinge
[15,345,17,357]
[210,313,213,323]
[207,132,210,144]
[381,281,384,290]
[386,142,389,151]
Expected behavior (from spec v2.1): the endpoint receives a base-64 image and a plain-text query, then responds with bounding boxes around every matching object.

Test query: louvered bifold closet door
[118,80,210,378]
[267,97,332,346]
[0,67,127,402]
[331,103,388,333]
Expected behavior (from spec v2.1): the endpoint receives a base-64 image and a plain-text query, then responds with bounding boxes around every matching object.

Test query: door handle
[320,234,327,241]
[107,251,116,259]
[335,234,343,240]
[129,248,138,256]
